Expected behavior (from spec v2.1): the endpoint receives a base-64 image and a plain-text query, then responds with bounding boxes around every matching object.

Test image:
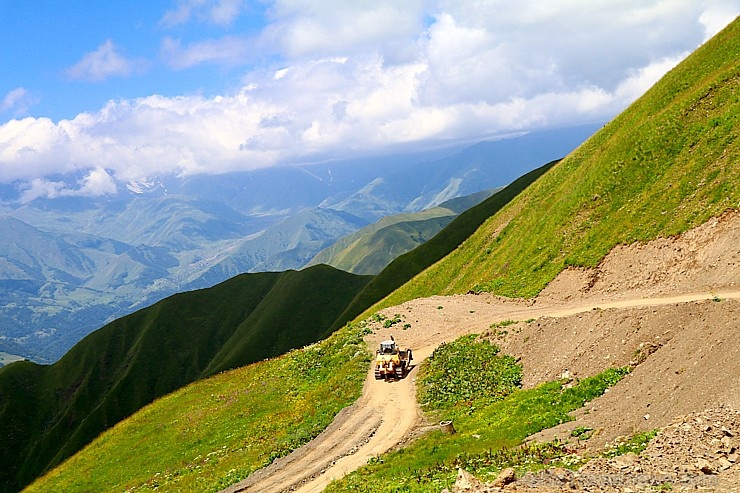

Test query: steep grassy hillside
[23,323,370,493]
[381,17,739,307]
[0,265,371,493]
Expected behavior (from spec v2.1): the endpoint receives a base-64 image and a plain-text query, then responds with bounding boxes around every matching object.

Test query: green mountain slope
[306,189,499,275]
[379,16,739,308]
[0,265,371,492]
[11,16,740,493]
[23,319,370,493]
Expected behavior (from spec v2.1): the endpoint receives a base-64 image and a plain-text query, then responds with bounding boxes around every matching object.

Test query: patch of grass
[383,314,403,328]
[571,426,595,440]
[418,335,522,413]
[325,333,630,493]
[23,322,371,493]
[602,429,659,458]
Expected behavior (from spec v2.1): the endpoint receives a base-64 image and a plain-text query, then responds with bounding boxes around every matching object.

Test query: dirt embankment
[222,210,740,493]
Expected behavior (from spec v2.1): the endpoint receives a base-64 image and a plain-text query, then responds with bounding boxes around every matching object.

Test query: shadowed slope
[0,265,371,492]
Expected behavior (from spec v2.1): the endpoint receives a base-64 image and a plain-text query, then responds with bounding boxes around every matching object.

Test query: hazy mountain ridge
[306,188,500,275]
[1,126,597,363]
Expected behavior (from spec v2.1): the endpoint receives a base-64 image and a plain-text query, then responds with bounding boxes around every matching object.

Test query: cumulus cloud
[699,1,740,39]
[261,0,425,60]
[66,39,144,82]
[18,168,117,203]
[1,1,738,196]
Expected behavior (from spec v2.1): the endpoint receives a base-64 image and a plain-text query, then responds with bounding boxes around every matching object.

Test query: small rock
[613,453,639,470]
[728,453,739,463]
[453,468,481,491]
[695,458,716,475]
[720,426,734,437]
[717,457,732,471]
[552,467,574,482]
[492,467,516,487]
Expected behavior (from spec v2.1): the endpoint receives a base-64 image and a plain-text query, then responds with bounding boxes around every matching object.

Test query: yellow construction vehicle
[374,336,412,380]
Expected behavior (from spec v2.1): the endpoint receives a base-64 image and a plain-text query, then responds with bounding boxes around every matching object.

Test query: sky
[0,1,738,200]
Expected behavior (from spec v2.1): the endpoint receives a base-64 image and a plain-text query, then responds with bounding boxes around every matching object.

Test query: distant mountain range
[0,124,599,362]
[305,188,500,275]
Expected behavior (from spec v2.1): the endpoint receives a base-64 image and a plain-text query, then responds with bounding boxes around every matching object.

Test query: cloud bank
[0,1,737,193]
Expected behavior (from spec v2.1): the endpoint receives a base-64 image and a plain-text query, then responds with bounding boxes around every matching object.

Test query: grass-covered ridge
[23,322,370,493]
[325,334,630,492]
[380,17,739,305]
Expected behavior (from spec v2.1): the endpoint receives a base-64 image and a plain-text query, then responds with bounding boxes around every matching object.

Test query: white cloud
[1,88,37,116]
[1,1,738,196]
[261,0,425,60]
[78,167,118,196]
[161,0,246,27]
[18,168,116,203]
[161,36,250,69]
[210,0,244,25]
[613,54,689,103]
[699,2,740,40]
[66,40,143,82]
[19,178,66,203]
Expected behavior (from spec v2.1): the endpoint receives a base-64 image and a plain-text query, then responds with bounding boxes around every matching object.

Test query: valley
[0,126,596,363]
[0,351,23,367]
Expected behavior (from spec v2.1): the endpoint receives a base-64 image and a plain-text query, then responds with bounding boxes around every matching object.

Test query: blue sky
[1,1,269,119]
[0,1,737,199]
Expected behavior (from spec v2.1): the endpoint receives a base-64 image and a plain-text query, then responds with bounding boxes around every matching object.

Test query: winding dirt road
[222,290,740,493]
[223,210,740,493]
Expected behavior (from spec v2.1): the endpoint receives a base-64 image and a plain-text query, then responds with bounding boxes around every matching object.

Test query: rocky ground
[445,406,738,492]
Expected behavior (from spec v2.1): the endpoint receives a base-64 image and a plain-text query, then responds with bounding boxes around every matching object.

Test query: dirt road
[222,291,740,493]
[222,343,427,493]
[223,210,740,492]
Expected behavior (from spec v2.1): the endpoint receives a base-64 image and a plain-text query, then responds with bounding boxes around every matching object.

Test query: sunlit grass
[24,323,371,493]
